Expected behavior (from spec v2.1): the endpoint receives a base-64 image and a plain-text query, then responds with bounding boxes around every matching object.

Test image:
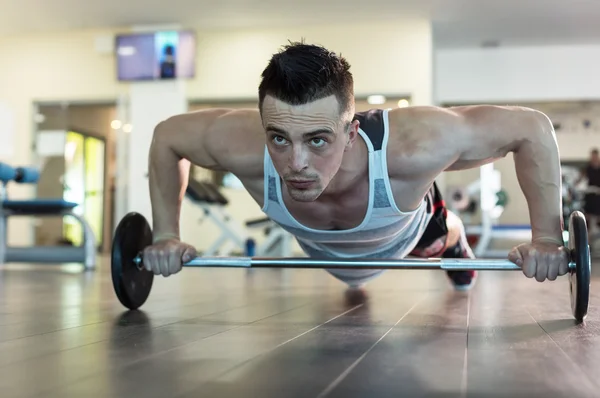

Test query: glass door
[63,130,105,249]
[84,135,105,248]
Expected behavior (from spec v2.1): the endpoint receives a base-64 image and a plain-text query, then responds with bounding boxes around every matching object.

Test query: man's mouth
[287,179,314,189]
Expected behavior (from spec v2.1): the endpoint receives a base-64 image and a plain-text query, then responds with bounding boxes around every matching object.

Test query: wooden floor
[1,254,600,398]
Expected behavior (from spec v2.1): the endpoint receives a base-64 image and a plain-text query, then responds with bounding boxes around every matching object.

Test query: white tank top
[261,108,433,259]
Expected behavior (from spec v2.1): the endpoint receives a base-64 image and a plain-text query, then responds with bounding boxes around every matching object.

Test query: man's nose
[289,147,308,172]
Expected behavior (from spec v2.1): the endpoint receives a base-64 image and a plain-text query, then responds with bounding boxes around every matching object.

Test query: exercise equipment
[111,211,153,309]
[0,162,41,200]
[449,164,524,258]
[111,210,591,322]
[185,178,293,257]
[185,178,249,256]
[0,162,96,269]
[245,217,293,257]
[568,211,590,321]
[449,186,508,215]
[0,200,96,269]
[560,165,600,255]
[0,163,40,185]
[465,224,533,258]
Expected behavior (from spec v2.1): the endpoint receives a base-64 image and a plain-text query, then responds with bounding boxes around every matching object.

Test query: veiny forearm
[148,127,191,242]
[513,113,563,244]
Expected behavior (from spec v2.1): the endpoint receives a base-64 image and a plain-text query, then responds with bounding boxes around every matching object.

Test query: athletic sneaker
[446,270,477,291]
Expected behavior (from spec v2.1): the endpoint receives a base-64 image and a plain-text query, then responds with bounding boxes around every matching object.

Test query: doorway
[62,130,106,248]
[33,102,116,253]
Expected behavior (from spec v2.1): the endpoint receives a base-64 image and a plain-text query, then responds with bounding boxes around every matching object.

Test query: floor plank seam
[185,303,366,394]
[0,294,319,368]
[0,294,275,344]
[526,309,600,391]
[29,300,320,398]
[315,296,427,398]
[460,292,471,398]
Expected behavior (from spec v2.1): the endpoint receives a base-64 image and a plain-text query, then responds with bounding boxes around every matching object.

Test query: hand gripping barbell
[111,211,591,322]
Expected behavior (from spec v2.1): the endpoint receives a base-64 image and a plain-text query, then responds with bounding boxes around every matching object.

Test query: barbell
[111,211,592,322]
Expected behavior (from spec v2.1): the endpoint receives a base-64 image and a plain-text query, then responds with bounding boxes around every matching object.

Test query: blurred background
[1,0,599,259]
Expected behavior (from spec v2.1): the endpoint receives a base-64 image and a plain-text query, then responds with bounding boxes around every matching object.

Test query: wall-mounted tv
[115,30,196,81]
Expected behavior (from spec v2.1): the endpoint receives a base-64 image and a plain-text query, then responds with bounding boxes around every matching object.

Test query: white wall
[435,45,600,226]
[435,44,600,104]
[0,29,125,246]
[126,80,188,230]
[187,22,433,104]
[0,19,433,250]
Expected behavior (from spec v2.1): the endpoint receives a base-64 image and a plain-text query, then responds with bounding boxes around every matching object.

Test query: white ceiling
[2,0,600,48]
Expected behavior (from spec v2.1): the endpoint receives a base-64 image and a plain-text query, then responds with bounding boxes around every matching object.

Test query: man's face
[591,151,599,165]
[261,95,357,202]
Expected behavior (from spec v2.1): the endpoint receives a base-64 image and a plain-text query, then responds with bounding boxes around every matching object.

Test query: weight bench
[186,179,249,256]
[0,199,96,269]
[245,217,293,257]
[466,224,532,258]
[0,162,96,269]
[186,179,293,257]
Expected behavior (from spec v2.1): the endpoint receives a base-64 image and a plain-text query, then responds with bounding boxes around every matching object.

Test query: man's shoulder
[385,106,446,151]
[193,107,265,179]
[384,106,458,181]
[204,107,262,128]
[386,105,450,128]
[206,107,265,149]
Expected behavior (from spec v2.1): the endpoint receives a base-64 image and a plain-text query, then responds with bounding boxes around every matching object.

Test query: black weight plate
[568,211,591,323]
[111,212,154,310]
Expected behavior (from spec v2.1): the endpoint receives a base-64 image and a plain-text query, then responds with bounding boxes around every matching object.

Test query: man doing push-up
[142,42,569,290]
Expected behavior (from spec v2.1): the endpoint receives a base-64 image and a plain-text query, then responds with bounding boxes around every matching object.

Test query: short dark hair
[592,148,599,155]
[258,41,354,117]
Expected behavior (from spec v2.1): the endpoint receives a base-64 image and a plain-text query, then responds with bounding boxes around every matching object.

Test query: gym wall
[184,21,433,105]
[435,44,600,103]
[0,19,433,249]
[0,29,124,247]
[435,45,600,226]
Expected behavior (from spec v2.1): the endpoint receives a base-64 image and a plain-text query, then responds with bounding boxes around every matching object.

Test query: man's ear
[345,120,360,150]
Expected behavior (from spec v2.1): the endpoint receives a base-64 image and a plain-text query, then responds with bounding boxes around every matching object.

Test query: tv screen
[115,30,196,81]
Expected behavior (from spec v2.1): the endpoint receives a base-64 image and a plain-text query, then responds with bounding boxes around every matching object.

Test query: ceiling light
[367,95,386,105]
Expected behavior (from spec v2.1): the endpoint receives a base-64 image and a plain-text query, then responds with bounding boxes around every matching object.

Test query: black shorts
[411,182,449,252]
[584,193,600,216]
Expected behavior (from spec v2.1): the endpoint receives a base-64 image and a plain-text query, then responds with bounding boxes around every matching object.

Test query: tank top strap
[355,108,402,216]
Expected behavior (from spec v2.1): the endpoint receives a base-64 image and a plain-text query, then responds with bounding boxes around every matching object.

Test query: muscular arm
[388,105,563,244]
[149,108,264,240]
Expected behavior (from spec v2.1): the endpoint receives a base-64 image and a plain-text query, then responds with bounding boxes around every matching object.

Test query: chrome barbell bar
[133,255,575,271]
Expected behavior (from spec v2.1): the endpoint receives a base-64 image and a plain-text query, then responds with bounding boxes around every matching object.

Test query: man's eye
[273,136,288,145]
[310,138,326,148]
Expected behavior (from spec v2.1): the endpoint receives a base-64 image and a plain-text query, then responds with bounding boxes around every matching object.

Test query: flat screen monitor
[115,30,196,81]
